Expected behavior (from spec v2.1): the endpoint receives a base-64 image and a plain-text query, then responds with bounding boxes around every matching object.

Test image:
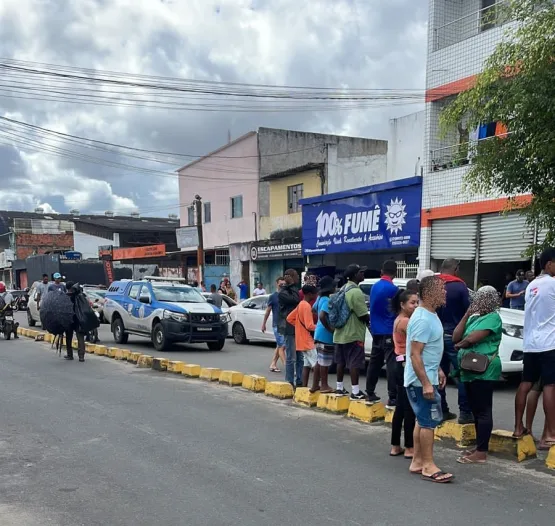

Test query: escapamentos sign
[250,242,302,261]
[300,177,422,255]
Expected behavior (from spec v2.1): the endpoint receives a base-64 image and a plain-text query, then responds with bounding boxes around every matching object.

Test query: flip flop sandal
[404,455,414,460]
[390,450,405,457]
[421,471,454,483]
[538,442,555,451]
[269,367,281,373]
[457,456,486,464]
[511,428,529,439]
[320,388,335,394]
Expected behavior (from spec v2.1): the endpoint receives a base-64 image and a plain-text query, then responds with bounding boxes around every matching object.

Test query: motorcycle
[0,307,15,340]
[13,295,28,312]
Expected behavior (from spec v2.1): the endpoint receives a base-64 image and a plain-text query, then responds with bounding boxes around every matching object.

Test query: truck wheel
[112,318,128,344]
[232,322,248,344]
[28,311,36,327]
[207,340,225,351]
[152,323,170,352]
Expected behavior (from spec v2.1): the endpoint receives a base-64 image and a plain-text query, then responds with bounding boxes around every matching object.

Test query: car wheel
[152,322,170,352]
[207,340,225,351]
[112,318,128,344]
[232,322,248,344]
[28,310,36,327]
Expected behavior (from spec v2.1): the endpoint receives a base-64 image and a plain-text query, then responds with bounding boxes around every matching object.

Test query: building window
[204,202,211,223]
[187,206,195,226]
[231,196,243,219]
[215,249,230,266]
[287,184,303,214]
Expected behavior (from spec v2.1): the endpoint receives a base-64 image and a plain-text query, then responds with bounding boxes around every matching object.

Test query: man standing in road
[48,273,67,293]
[506,270,529,311]
[405,276,453,483]
[334,264,369,401]
[36,273,50,311]
[437,258,472,424]
[366,260,399,407]
[278,269,301,387]
[209,284,223,308]
[262,277,286,373]
[513,248,555,450]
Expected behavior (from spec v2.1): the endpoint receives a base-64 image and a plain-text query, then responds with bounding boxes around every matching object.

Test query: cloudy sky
[0,0,427,216]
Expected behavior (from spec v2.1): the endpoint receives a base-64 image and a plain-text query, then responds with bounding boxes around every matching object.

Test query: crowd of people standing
[262,249,555,484]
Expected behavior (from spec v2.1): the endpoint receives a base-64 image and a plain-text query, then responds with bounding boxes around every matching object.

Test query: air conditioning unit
[34,207,44,214]
[105,211,114,217]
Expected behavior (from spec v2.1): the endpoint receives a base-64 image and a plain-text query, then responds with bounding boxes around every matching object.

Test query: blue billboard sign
[300,177,422,255]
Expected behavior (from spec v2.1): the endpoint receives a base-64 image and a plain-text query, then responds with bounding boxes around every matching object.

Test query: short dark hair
[419,276,443,301]
[210,284,217,292]
[344,264,363,281]
[516,269,525,276]
[42,274,48,278]
[406,279,419,293]
[382,260,397,276]
[301,284,318,295]
[276,276,284,282]
[441,258,459,272]
[540,248,555,269]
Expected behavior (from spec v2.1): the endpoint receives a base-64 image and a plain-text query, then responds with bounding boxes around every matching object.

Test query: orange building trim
[425,75,478,102]
[421,195,532,227]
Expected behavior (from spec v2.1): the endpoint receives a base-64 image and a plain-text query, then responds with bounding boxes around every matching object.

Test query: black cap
[344,264,367,281]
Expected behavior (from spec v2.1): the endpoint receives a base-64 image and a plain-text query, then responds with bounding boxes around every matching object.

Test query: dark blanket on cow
[39,290,74,335]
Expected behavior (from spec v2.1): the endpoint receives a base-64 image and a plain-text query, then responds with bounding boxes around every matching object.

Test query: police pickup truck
[103,277,229,351]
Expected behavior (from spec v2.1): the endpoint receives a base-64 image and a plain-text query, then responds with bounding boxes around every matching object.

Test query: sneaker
[366,393,381,403]
[335,388,349,396]
[350,391,367,401]
[458,412,475,425]
[64,355,74,360]
[442,411,458,422]
[386,399,397,410]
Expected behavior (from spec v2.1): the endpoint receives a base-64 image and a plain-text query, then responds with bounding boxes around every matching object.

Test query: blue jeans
[285,333,303,386]
[439,335,471,414]
[406,385,443,429]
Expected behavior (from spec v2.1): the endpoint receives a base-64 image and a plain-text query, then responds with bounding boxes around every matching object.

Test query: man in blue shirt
[405,275,453,483]
[237,280,249,301]
[506,270,529,310]
[366,260,399,407]
[262,277,285,373]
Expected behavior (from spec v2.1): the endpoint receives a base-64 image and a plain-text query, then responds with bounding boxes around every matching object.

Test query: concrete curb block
[293,387,320,407]
[489,430,537,462]
[265,381,294,399]
[167,361,186,374]
[546,446,555,470]
[348,401,386,423]
[200,367,221,381]
[137,355,154,368]
[317,393,350,413]
[115,349,130,361]
[94,345,107,356]
[182,364,201,377]
[152,358,169,372]
[128,352,141,364]
[385,408,394,424]
[241,374,266,392]
[435,421,476,447]
[219,370,244,386]
[107,347,119,358]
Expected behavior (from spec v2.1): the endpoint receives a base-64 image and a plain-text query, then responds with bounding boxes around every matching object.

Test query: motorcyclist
[0,282,19,339]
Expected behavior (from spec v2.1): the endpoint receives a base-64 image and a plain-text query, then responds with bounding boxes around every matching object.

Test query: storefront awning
[300,176,422,256]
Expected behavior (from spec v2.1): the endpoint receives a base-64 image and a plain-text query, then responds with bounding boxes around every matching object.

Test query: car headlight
[220,313,231,323]
[502,324,523,339]
[163,310,189,322]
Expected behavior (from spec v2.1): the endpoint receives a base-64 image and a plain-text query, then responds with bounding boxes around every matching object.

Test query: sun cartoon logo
[384,198,407,235]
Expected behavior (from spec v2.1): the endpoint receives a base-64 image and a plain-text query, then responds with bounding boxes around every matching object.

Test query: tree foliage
[441,0,555,253]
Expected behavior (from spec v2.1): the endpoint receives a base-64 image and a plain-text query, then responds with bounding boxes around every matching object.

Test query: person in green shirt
[452,285,502,464]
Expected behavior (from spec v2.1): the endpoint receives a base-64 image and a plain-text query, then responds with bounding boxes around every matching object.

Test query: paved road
[0,337,553,526]
[17,313,545,434]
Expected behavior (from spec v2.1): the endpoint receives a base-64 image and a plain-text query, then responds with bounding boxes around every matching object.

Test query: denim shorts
[406,385,443,429]
[273,327,285,348]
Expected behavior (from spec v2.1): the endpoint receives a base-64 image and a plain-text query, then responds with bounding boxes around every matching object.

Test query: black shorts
[522,350,555,386]
[335,341,365,370]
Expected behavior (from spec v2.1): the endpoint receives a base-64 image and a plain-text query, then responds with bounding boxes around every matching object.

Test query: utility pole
[194,194,204,284]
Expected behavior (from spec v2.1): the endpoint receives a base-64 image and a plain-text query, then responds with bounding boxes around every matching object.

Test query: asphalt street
[17,312,545,435]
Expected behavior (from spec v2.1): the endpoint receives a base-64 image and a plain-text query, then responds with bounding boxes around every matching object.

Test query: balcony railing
[430,143,472,173]
[434,1,510,52]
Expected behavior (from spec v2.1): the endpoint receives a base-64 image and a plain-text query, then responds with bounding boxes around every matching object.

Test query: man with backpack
[331,264,369,400]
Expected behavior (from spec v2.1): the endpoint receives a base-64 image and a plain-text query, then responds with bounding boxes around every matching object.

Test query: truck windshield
[152,286,206,303]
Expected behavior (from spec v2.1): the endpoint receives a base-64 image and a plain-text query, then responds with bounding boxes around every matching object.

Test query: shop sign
[301,178,422,255]
[176,227,199,250]
[250,242,302,261]
[60,251,82,261]
[112,244,166,261]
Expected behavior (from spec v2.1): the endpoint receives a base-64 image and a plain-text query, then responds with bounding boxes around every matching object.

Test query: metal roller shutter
[479,213,533,263]
[431,216,478,260]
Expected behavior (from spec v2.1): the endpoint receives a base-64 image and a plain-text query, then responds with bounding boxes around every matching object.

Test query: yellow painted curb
[94,345,107,356]
[137,355,154,368]
[294,387,320,407]
[219,370,244,386]
[152,357,169,371]
[489,430,537,462]
[17,326,24,336]
[167,361,186,373]
[200,367,222,381]
[182,364,201,377]
[85,342,95,354]
[546,446,555,470]
[128,352,141,364]
[107,347,119,358]
[436,421,476,446]
[265,381,294,399]
[115,349,130,361]
[385,408,394,424]
[241,374,266,392]
[348,401,386,423]
[45,333,53,343]
[317,393,350,413]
